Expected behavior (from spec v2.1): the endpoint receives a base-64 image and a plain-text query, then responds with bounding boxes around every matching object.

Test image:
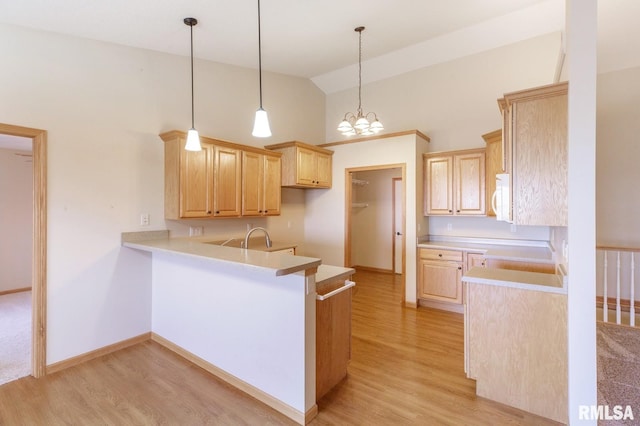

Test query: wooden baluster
[616,251,621,325]
[631,252,636,327]
[603,250,608,323]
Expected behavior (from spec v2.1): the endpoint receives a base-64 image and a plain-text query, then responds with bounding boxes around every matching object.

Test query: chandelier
[337,26,383,137]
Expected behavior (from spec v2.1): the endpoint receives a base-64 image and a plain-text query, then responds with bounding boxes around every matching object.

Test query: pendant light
[337,26,384,137]
[184,17,201,151]
[252,0,272,137]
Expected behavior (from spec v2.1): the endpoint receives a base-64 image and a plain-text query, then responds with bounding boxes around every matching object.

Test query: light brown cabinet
[265,141,333,188]
[212,145,242,217]
[316,275,353,400]
[424,149,486,216]
[498,82,568,226]
[418,248,463,304]
[161,130,281,219]
[241,151,281,216]
[482,130,502,217]
[466,252,486,270]
[465,283,567,423]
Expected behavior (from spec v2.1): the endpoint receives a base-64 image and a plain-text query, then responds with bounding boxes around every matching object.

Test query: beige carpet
[597,321,640,425]
[0,291,31,386]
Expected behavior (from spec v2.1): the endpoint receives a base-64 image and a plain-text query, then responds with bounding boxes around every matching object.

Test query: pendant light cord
[257,0,264,109]
[190,22,195,129]
[357,27,364,116]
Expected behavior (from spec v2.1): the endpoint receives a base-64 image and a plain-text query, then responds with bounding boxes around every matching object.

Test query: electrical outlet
[189,226,204,237]
[510,224,517,233]
[447,223,452,231]
[140,213,150,226]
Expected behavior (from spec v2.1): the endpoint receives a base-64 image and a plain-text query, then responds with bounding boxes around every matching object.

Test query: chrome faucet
[242,227,272,249]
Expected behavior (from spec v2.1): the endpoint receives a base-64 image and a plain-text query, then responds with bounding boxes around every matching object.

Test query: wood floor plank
[0,269,561,425]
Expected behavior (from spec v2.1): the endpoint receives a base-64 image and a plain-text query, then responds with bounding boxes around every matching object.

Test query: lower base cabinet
[465,283,567,424]
[417,248,464,309]
[316,277,353,400]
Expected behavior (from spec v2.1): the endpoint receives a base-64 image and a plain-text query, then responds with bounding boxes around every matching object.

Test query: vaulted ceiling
[1,0,638,149]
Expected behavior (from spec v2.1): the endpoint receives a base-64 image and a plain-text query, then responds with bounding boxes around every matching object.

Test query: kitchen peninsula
[121,232,350,425]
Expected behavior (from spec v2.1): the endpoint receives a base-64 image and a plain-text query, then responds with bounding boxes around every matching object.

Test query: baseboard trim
[418,299,464,314]
[404,301,418,309]
[0,287,31,296]
[46,332,151,375]
[352,265,394,274]
[151,332,315,425]
[596,296,640,312]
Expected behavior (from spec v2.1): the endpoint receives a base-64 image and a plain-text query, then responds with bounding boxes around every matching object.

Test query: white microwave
[492,173,511,222]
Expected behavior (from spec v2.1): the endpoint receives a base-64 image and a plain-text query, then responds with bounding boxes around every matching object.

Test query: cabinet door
[180,143,213,218]
[419,260,462,304]
[241,151,262,216]
[213,145,242,217]
[296,147,317,186]
[262,154,281,215]
[512,94,568,226]
[315,151,332,188]
[466,253,486,271]
[483,131,502,217]
[424,156,453,215]
[455,152,485,215]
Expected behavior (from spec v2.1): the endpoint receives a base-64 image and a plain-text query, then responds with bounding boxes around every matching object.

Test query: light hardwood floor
[0,270,560,425]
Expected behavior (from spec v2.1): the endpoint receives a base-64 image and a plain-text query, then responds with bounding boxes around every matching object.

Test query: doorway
[0,123,47,378]
[345,164,406,303]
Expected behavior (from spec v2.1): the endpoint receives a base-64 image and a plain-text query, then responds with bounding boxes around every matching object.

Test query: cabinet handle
[448,210,452,213]
[215,211,220,214]
[456,210,460,213]
[458,266,462,270]
[438,253,443,257]
[207,211,212,214]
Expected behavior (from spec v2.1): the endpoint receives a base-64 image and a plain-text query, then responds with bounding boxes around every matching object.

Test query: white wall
[325,33,562,246]
[0,23,324,364]
[351,168,402,270]
[325,32,562,147]
[429,216,550,241]
[304,133,429,304]
[596,66,640,247]
[0,148,33,292]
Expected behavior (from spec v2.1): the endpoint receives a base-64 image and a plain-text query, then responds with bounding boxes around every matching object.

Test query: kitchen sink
[204,238,244,248]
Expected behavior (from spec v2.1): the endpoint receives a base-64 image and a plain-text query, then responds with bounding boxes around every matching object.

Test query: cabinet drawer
[419,248,463,262]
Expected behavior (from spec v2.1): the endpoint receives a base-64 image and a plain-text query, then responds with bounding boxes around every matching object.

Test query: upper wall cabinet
[482,130,502,218]
[160,131,281,219]
[424,148,486,216]
[265,141,333,189]
[498,82,568,226]
[242,151,281,217]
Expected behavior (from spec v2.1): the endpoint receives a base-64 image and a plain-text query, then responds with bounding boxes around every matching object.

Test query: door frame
[0,123,47,378]
[344,164,406,304]
[392,177,403,274]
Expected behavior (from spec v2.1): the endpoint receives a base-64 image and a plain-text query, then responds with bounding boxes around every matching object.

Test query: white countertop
[418,235,566,294]
[417,236,554,263]
[123,237,321,277]
[463,267,567,294]
[316,265,355,286]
